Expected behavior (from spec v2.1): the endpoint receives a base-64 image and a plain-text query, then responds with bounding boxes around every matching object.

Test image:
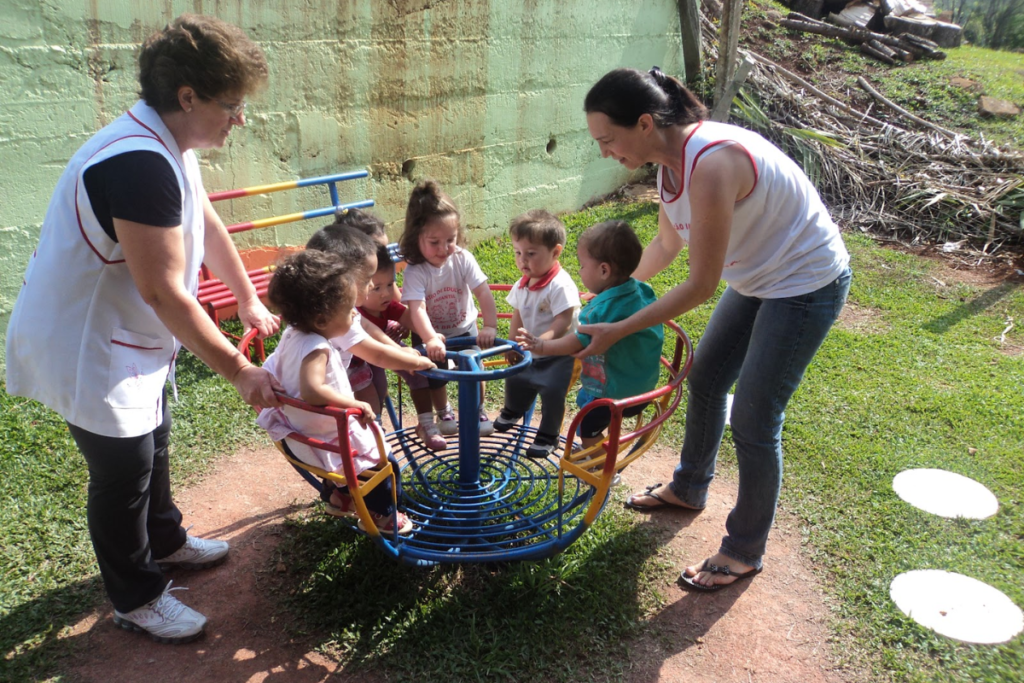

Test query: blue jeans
[670,267,852,569]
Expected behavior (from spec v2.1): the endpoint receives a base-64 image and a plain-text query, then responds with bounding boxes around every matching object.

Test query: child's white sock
[418,412,434,426]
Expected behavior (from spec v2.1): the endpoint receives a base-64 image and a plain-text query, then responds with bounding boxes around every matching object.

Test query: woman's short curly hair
[139,14,268,112]
[268,250,355,334]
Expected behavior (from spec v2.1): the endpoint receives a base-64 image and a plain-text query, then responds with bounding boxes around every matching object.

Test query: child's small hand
[411,353,437,372]
[504,350,523,366]
[516,327,541,353]
[425,336,447,362]
[385,320,408,342]
[354,401,376,426]
[478,325,496,349]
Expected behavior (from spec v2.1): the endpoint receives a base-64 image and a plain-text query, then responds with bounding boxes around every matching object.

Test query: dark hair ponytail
[400,179,463,265]
[584,67,707,128]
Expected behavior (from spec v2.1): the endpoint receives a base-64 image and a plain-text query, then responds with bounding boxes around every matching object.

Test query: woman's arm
[575,146,753,357]
[407,300,447,361]
[631,204,685,282]
[200,195,280,338]
[472,282,498,348]
[298,348,375,425]
[115,218,279,408]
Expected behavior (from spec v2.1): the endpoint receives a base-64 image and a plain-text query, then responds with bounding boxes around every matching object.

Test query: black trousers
[501,355,576,439]
[66,391,186,613]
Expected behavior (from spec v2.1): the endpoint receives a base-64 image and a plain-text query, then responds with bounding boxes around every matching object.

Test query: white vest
[659,121,849,298]
[5,101,206,438]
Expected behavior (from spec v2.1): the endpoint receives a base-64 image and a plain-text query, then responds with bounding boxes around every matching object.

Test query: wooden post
[715,0,746,106]
[677,0,703,84]
[709,52,752,122]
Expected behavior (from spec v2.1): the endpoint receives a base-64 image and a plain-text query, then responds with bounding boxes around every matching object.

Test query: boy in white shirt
[493,210,581,458]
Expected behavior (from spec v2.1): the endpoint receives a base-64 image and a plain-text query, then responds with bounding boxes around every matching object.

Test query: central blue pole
[456,350,481,485]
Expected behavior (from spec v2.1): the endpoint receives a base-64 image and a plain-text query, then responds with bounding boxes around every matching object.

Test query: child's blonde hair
[400,179,465,265]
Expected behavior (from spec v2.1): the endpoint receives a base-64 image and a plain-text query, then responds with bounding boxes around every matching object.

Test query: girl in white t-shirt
[257,249,412,535]
[399,180,499,442]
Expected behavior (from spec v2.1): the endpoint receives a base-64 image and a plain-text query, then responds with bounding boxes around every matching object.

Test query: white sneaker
[156,534,229,570]
[113,582,207,644]
[478,408,495,437]
[436,406,458,436]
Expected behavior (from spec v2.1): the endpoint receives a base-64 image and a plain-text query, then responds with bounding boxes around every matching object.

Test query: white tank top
[658,121,849,298]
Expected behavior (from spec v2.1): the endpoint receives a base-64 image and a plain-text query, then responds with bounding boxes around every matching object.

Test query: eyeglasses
[215,99,247,119]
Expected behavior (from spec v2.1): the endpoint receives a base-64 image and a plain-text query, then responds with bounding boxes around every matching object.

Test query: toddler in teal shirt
[517,220,663,452]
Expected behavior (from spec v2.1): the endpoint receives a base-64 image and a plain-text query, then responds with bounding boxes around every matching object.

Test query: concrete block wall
[0,0,685,365]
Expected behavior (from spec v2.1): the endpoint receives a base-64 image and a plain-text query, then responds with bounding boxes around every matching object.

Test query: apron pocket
[108,328,170,408]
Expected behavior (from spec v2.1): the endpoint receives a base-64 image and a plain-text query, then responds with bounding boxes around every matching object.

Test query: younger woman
[399,179,499,439]
[257,250,412,535]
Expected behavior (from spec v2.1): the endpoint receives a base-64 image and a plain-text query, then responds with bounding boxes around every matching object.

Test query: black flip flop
[624,483,704,512]
[678,560,762,592]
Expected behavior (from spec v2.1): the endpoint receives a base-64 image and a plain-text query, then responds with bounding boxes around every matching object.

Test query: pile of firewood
[780,12,946,64]
[696,5,1024,256]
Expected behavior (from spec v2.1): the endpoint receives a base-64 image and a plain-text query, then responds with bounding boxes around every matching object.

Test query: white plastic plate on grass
[890,570,1023,644]
[892,468,998,519]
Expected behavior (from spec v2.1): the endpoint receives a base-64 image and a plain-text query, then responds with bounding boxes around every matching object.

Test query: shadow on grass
[923,280,1022,334]
[274,497,737,683]
[0,577,105,682]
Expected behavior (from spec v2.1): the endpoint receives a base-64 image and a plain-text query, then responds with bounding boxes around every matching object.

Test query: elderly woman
[5,15,280,643]
[578,68,852,592]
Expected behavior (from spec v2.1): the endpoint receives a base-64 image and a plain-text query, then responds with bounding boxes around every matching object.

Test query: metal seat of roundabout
[240,320,692,566]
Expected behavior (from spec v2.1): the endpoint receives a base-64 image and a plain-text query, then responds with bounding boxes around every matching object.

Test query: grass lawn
[3,198,1022,682]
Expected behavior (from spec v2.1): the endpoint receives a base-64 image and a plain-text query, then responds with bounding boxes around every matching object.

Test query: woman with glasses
[577,67,852,593]
[6,15,280,643]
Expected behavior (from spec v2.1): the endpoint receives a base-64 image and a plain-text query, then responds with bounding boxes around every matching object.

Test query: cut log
[861,40,897,64]
[884,15,961,48]
[929,21,963,48]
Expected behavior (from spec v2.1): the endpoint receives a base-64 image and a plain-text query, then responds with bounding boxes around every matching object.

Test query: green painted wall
[0,0,685,365]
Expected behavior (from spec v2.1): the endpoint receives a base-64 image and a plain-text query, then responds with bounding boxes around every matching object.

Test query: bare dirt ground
[61,442,853,683]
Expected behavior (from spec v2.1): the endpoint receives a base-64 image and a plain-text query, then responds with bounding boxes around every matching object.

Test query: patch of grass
[276,499,666,683]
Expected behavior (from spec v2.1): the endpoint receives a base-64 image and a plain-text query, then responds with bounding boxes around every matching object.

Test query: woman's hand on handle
[237,295,280,339]
[231,365,282,408]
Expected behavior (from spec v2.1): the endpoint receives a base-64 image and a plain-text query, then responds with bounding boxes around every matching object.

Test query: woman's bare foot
[682,552,759,589]
[625,483,703,511]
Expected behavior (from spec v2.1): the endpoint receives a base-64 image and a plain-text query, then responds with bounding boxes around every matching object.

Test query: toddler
[517,220,663,454]
[493,210,581,458]
[358,242,443,449]
[257,250,412,535]
[304,219,435,423]
[399,179,499,439]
